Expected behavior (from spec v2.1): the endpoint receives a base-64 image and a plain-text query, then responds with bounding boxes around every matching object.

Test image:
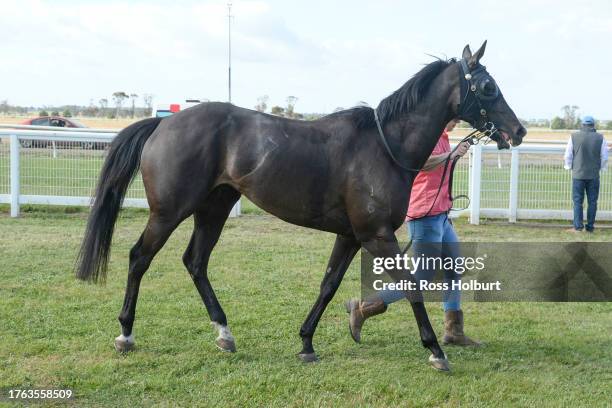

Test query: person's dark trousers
[572,177,600,231]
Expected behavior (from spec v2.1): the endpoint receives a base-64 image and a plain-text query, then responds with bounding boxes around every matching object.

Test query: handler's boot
[442,310,482,346]
[345,297,387,343]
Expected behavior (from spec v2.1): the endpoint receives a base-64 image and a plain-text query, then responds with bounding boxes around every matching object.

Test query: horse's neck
[387,74,457,168]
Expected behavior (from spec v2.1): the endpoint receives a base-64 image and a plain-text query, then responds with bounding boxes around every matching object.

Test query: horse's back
[139,102,361,234]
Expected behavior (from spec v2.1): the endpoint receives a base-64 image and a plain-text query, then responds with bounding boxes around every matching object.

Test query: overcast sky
[2,0,611,119]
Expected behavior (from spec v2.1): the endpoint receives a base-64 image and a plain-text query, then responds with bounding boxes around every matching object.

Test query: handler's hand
[450,141,470,160]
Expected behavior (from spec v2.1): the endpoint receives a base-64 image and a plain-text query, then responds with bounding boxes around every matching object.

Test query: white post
[508,148,519,222]
[229,200,241,217]
[469,144,482,225]
[10,134,20,217]
[468,146,473,205]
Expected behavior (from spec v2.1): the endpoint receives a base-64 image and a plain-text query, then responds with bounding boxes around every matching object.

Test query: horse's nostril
[516,126,527,138]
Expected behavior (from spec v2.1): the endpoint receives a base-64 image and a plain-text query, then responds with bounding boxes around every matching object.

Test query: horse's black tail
[75,117,162,283]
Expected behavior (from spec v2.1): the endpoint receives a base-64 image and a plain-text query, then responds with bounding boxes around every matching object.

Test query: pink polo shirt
[407,131,452,220]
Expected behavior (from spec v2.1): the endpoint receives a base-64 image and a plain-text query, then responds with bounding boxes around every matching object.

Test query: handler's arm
[421,153,452,171]
[421,142,470,171]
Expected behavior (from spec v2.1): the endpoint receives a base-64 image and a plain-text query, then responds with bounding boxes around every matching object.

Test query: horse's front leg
[360,231,449,371]
[298,234,360,362]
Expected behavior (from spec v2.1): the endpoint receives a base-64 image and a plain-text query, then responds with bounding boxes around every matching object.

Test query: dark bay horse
[76,42,525,371]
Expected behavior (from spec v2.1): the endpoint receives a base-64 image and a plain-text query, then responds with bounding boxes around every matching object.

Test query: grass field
[1,207,611,407]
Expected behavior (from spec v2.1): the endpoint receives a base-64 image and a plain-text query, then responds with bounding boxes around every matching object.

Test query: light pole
[227,2,233,104]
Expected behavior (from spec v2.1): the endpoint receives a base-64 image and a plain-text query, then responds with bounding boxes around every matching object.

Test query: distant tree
[0,100,8,115]
[51,110,59,116]
[255,95,269,112]
[112,91,129,118]
[285,96,298,118]
[39,110,49,117]
[15,106,28,115]
[129,93,138,118]
[550,116,566,129]
[271,106,285,116]
[561,105,579,129]
[142,94,154,117]
[575,117,582,129]
[62,109,72,117]
[83,99,98,117]
[98,98,108,117]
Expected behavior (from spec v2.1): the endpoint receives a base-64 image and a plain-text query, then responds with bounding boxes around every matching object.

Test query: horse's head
[456,41,526,149]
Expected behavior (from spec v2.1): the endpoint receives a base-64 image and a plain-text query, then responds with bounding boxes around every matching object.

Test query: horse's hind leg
[115,212,183,352]
[182,185,241,353]
[298,234,360,362]
[360,231,449,371]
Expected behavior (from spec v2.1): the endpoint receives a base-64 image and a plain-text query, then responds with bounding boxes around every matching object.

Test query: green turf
[0,210,610,407]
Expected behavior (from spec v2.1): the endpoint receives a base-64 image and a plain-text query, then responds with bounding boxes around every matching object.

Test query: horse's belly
[243,190,352,235]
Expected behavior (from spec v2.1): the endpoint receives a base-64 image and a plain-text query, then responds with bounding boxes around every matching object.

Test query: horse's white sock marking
[428,353,448,363]
[211,322,234,341]
[115,333,135,344]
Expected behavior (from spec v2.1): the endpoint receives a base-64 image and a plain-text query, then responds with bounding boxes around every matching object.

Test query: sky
[1,0,611,119]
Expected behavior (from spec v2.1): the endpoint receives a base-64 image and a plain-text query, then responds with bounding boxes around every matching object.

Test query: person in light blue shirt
[564,116,608,232]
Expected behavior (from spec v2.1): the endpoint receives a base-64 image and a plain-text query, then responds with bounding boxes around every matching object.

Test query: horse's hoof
[114,334,135,353]
[298,352,319,363]
[215,337,236,353]
[429,354,450,371]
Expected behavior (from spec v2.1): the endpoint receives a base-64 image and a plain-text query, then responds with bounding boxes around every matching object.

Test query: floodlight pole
[228,2,233,104]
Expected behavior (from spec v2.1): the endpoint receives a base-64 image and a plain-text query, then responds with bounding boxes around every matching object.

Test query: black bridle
[373,58,501,175]
[456,58,501,136]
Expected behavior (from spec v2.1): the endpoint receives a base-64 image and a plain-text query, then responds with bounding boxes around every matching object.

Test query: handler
[345,119,481,346]
[564,116,608,232]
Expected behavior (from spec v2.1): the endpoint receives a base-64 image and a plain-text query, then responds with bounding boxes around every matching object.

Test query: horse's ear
[468,40,487,67]
[462,44,472,60]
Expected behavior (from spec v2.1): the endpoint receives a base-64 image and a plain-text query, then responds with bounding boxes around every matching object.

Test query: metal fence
[0,125,609,223]
[463,144,612,223]
[0,125,241,217]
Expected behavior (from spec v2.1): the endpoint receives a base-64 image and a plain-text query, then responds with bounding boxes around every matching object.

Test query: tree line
[78,92,154,119]
[0,92,155,119]
[526,105,612,130]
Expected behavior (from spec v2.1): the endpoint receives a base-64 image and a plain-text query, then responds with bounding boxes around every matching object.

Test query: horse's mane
[326,57,456,129]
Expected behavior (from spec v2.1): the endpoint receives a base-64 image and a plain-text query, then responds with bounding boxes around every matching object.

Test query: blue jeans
[572,177,600,231]
[379,213,462,311]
